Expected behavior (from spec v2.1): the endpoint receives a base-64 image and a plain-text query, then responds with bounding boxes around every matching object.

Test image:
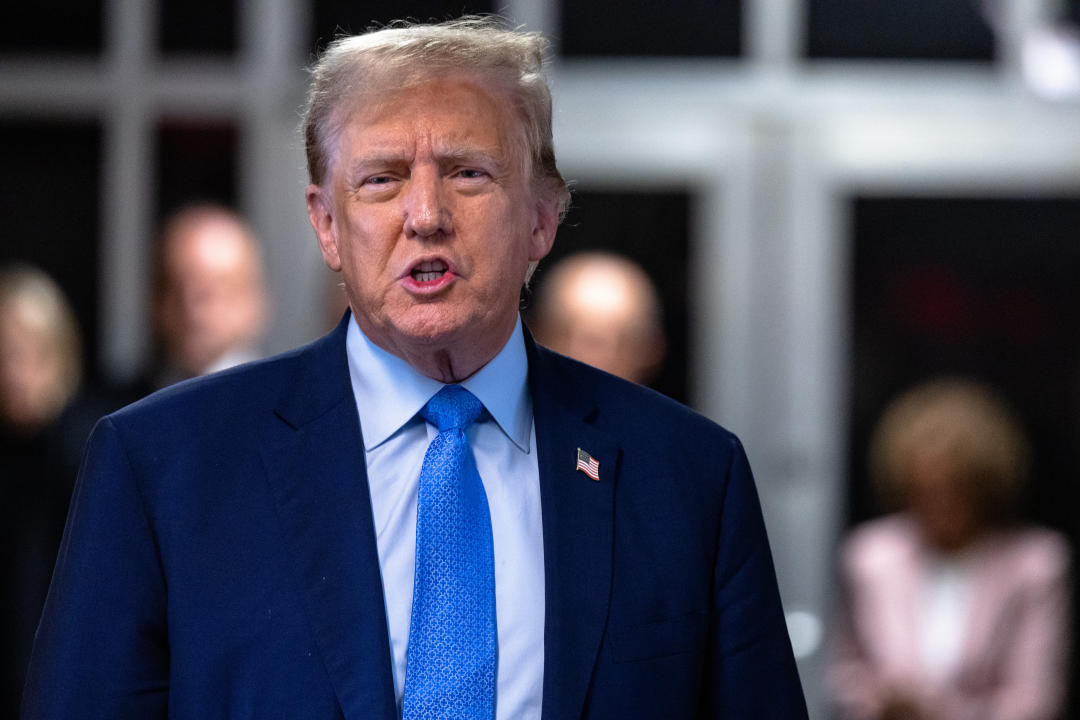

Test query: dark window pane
[525,189,692,405]
[561,0,740,57]
[311,1,494,54]
[1066,0,1080,25]
[0,120,102,378]
[156,120,238,221]
[808,0,995,60]
[0,1,103,55]
[160,0,237,55]
[847,196,1080,534]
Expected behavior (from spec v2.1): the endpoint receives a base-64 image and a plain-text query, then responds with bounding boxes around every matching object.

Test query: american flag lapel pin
[575,447,600,481]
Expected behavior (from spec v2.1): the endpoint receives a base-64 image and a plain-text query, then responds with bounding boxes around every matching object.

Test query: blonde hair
[301,16,570,217]
[868,377,1029,522]
[0,264,83,421]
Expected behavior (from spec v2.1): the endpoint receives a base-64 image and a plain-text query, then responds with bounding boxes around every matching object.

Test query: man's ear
[306,184,342,271]
[528,195,560,263]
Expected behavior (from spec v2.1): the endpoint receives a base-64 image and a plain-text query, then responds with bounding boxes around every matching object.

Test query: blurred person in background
[135,203,269,394]
[0,265,112,717]
[828,378,1071,720]
[530,251,666,385]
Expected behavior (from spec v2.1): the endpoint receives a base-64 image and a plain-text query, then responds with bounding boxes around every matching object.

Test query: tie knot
[421,385,483,432]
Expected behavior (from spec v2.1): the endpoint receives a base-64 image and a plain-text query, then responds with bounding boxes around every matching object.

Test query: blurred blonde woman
[829,378,1071,720]
[0,264,93,717]
[0,264,82,436]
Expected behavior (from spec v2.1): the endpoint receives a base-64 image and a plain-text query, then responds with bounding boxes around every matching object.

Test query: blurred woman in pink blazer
[829,378,1071,720]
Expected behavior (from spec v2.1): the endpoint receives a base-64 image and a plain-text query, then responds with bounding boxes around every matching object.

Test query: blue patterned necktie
[402,385,497,720]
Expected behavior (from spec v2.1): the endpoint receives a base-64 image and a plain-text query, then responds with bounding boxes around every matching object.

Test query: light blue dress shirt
[345,315,545,720]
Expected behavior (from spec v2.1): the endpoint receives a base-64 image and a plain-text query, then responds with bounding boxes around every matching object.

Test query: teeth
[411,259,448,283]
[416,260,447,272]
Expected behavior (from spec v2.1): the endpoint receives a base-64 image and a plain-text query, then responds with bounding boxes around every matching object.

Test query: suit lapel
[261,316,397,720]
[258,320,618,719]
[528,338,619,720]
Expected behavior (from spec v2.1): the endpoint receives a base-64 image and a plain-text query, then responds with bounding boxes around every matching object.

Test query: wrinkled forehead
[325,67,530,170]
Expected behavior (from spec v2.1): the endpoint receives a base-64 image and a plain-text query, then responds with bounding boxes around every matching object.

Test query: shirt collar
[346,314,532,453]
[460,316,532,453]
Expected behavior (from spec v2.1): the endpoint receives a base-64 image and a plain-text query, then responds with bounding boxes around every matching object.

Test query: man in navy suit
[23,17,807,719]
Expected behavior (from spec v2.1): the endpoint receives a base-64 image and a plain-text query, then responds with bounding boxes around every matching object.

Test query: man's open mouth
[410,259,449,282]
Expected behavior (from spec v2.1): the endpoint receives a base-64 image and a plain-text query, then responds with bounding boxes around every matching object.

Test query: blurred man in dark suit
[531,251,666,385]
[136,203,268,394]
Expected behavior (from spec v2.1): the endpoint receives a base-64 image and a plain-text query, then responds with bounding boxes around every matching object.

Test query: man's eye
[366,175,394,185]
[457,169,486,179]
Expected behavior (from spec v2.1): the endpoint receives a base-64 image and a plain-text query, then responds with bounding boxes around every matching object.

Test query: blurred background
[3,0,1080,717]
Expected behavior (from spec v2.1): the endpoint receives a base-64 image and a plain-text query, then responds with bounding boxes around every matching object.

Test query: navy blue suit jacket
[23,316,807,718]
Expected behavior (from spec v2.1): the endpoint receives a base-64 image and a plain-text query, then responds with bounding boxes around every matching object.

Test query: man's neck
[406,347,483,384]
[351,314,516,384]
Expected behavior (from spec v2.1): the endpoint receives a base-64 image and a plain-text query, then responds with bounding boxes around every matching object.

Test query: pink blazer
[828,514,1071,720]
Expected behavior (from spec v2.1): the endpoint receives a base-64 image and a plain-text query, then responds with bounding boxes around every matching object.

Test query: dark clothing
[24,316,808,718]
[1,389,119,717]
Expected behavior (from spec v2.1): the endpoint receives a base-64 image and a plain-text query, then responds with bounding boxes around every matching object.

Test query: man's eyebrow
[342,147,508,181]
[345,154,410,175]
[436,147,509,172]
[438,147,497,161]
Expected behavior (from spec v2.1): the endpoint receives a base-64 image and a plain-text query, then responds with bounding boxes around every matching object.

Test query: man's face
[307,73,558,380]
[537,259,665,385]
[157,218,266,377]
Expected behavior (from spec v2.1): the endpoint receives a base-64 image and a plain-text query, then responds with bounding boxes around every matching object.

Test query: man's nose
[403,169,452,238]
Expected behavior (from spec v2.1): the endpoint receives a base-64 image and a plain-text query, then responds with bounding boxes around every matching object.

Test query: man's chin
[390,321,469,350]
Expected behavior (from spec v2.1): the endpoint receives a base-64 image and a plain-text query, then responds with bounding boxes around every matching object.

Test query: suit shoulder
[109,331,335,434]
[534,345,738,447]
